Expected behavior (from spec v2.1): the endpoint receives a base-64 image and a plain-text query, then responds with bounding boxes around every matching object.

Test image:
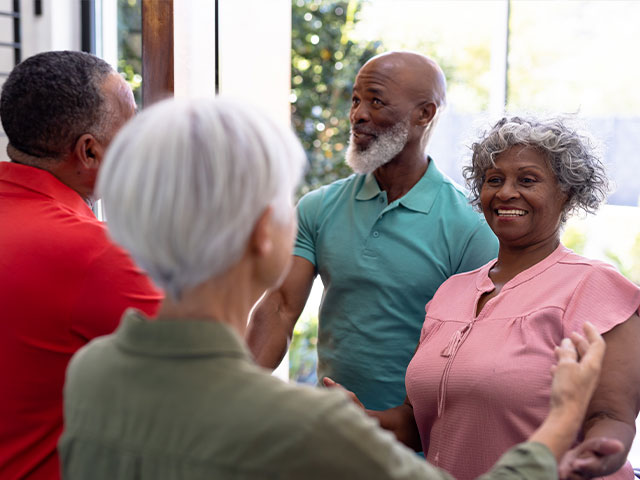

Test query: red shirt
[0,162,162,479]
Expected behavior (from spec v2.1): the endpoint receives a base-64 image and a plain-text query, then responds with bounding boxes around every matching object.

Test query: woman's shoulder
[557,246,633,283]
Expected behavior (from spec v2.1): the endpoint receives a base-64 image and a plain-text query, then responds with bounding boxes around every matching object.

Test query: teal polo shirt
[294,160,498,410]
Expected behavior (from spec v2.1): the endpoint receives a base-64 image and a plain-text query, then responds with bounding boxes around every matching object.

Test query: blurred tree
[606,232,640,286]
[291,0,384,195]
[289,314,319,384]
[561,224,587,255]
[118,0,143,107]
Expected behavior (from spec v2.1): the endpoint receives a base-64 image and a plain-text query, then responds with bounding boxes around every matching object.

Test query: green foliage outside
[289,313,319,384]
[117,0,142,107]
[561,224,587,255]
[605,234,640,285]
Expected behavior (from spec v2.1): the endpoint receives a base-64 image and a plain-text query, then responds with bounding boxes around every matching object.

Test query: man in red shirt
[0,51,162,479]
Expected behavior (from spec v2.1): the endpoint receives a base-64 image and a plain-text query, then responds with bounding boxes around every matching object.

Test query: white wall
[217,0,291,127]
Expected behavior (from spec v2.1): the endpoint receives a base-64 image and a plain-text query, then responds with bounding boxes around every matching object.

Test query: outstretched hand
[549,322,605,416]
[323,377,365,410]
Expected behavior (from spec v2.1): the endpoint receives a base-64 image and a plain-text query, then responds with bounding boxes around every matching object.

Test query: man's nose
[350,103,370,125]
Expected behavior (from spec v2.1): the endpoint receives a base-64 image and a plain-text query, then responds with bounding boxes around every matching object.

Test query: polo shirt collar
[115,309,251,360]
[354,171,381,201]
[354,157,445,214]
[0,161,94,219]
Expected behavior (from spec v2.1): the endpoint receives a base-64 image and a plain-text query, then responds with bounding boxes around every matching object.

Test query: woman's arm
[559,312,640,479]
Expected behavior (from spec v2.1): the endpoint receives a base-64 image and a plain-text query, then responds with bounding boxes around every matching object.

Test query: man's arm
[247,256,316,369]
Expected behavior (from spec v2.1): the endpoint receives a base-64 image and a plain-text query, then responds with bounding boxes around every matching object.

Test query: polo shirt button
[372,231,380,238]
[379,197,385,203]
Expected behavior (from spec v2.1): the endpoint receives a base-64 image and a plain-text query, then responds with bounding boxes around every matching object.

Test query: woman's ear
[249,207,275,257]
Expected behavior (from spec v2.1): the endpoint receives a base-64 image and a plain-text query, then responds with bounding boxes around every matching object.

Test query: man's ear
[249,207,274,257]
[415,102,437,126]
[73,133,104,170]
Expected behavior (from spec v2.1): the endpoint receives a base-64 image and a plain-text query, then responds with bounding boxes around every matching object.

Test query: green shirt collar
[115,309,251,359]
[354,157,445,214]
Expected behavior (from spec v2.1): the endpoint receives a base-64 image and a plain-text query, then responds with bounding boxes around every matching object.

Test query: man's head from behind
[346,51,447,174]
[0,51,135,201]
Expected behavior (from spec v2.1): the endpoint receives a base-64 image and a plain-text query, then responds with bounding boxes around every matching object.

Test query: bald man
[247,52,498,411]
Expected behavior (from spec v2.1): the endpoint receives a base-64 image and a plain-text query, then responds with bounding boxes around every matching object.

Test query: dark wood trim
[214,0,219,93]
[81,0,96,54]
[13,0,21,64]
[142,0,174,107]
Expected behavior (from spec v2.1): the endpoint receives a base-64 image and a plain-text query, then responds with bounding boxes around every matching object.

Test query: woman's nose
[496,180,520,200]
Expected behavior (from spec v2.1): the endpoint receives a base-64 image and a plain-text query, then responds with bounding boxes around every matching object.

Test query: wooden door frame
[142,0,174,106]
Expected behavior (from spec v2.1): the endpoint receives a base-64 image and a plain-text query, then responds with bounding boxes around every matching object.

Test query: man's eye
[372,98,383,105]
[352,97,360,106]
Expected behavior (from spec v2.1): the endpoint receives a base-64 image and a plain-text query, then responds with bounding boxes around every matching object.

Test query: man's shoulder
[428,168,485,223]
[298,174,362,210]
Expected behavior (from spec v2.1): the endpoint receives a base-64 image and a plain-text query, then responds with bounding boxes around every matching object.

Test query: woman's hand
[529,322,607,462]
[549,323,605,416]
[323,377,365,410]
[559,437,625,480]
[558,313,640,479]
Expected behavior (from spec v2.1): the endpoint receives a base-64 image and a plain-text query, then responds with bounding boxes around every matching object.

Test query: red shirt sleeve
[69,242,162,340]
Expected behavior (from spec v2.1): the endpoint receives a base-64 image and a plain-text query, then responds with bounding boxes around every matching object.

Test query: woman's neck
[156,260,261,336]
[491,236,561,284]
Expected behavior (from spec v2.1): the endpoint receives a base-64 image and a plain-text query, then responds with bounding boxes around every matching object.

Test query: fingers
[562,438,625,479]
[322,377,338,388]
[575,322,606,372]
[568,331,589,358]
[580,437,625,456]
[555,337,578,363]
[557,322,605,366]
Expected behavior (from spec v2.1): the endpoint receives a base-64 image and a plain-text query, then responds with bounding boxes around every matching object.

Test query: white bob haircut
[98,97,306,300]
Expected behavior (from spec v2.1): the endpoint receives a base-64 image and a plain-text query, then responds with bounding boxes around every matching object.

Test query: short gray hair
[98,98,306,300]
[463,116,609,221]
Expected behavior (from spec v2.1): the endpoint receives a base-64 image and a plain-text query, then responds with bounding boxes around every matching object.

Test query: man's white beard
[346,118,410,175]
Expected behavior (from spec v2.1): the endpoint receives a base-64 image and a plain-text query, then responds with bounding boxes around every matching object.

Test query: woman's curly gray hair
[463,116,610,222]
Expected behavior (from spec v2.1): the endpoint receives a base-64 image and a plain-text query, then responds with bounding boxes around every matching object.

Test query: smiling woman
[479,145,568,249]
[400,115,640,480]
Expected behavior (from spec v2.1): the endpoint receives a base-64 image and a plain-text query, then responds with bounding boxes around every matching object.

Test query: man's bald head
[358,51,447,110]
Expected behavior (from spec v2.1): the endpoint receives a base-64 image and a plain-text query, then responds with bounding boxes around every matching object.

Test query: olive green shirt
[60,310,557,480]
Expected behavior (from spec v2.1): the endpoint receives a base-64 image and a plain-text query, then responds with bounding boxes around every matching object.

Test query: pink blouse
[406,244,640,480]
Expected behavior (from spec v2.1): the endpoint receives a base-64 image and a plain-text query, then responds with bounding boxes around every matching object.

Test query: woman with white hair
[59,100,606,480]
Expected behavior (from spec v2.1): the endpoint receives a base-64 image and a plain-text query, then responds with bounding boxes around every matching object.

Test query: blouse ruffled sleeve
[563,261,640,337]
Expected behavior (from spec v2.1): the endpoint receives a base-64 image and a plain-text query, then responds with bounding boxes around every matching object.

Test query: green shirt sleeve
[455,218,499,274]
[288,391,556,480]
[477,442,557,480]
[293,188,322,267]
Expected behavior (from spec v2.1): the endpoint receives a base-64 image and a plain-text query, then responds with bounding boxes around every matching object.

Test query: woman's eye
[486,177,502,185]
[521,177,536,184]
